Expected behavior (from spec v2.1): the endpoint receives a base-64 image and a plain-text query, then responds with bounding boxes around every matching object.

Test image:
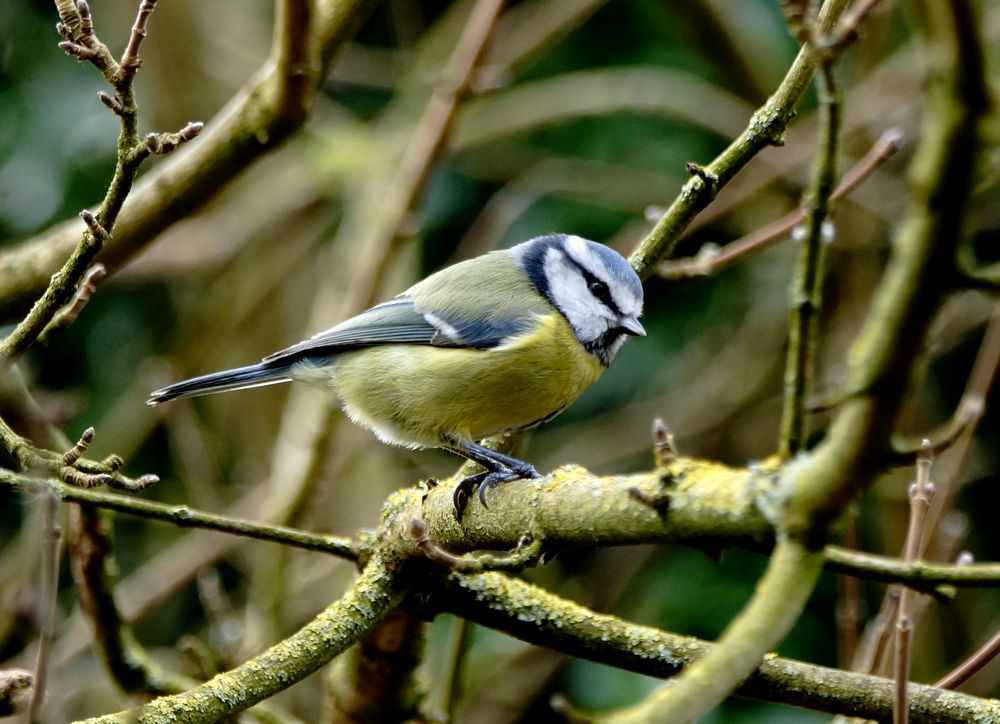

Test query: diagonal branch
[439,570,1000,722]
[0,0,377,321]
[0,1,200,366]
[82,553,404,723]
[627,0,853,277]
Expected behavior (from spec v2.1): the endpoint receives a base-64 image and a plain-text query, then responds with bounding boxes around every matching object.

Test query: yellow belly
[301,313,604,448]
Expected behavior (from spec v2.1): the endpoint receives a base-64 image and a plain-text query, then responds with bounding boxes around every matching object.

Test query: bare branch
[894,447,935,724]
[658,127,904,280]
[935,628,1000,690]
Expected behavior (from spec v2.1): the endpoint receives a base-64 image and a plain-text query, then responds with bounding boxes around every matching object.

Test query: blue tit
[148,233,645,517]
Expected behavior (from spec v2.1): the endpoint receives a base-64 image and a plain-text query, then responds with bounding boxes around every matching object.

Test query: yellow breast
[319,313,604,448]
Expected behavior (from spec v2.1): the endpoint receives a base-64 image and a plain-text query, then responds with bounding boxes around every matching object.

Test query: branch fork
[6,425,158,492]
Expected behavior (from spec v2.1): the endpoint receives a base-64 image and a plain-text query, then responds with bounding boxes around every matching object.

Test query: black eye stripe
[522,240,625,317]
[574,264,621,315]
[588,279,613,306]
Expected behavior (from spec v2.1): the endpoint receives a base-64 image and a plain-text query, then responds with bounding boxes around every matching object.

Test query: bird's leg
[445,438,541,519]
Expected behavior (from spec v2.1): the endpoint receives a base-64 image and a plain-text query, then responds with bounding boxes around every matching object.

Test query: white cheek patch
[543,247,610,343]
[564,235,642,320]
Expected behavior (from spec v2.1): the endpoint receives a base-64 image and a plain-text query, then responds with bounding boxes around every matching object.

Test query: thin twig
[26,492,62,723]
[410,518,543,573]
[0,468,359,560]
[779,57,841,459]
[852,585,901,675]
[0,0,199,367]
[892,392,984,458]
[934,627,1000,690]
[893,447,935,724]
[835,521,862,666]
[119,0,157,79]
[922,301,1000,544]
[657,127,904,279]
[37,264,106,344]
[826,0,891,54]
[824,546,1000,591]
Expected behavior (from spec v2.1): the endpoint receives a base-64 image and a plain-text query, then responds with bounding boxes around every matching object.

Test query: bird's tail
[147,363,292,406]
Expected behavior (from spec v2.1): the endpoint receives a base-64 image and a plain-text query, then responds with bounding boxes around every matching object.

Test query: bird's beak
[620,317,646,337]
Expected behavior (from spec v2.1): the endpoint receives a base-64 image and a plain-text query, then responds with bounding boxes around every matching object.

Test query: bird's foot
[452,463,540,521]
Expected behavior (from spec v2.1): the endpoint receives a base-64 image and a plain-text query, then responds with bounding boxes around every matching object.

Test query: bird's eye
[588,279,613,307]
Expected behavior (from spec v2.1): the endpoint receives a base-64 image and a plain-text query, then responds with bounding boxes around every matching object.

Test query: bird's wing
[260,297,533,366]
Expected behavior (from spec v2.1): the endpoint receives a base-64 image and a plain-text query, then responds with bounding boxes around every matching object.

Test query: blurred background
[1,0,998,721]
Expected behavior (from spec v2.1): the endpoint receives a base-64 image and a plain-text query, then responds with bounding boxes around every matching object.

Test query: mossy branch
[440,570,1000,722]
[0,0,377,322]
[783,0,989,539]
[6,462,1000,589]
[627,0,853,277]
[82,552,404,723]
[6,453,1000,719]
[0,1,201,365]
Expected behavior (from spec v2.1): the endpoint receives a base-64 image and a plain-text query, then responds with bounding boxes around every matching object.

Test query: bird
[147,233,645,517]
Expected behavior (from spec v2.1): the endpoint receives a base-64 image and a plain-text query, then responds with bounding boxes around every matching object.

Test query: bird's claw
[452,465,537,521]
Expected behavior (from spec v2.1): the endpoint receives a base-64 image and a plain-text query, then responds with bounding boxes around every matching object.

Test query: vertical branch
[441,618,473,720]
[26,492,62,724]
[784,0,988,538]
[893,448,934,724]
[325,609,427,723]
[779,57,840,459]
[68,505,193,696]
[271,0,319,131]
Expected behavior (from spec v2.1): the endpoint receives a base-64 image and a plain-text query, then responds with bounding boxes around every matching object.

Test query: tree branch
[627,0,853,277]
[67,504,195,696]
[0,468,359,560]
[779,57,840,458]
[440,570,1000,722]
[656,126,904,280]
[824,546,1000,591]
[0,0,377,322]
[783,0,988,542]
[83,553,404,723]
[0,1,200,364]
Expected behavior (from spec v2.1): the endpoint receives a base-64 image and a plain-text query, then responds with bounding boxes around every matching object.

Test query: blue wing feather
[261,297,531,366]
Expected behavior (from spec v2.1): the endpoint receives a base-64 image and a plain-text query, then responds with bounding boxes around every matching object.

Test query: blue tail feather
[147,363,292,406]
